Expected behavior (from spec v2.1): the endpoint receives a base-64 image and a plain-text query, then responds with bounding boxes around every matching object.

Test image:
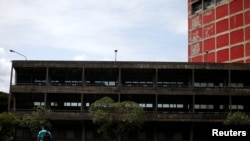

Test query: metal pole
[114,50,118,62]
[10,49,27,60]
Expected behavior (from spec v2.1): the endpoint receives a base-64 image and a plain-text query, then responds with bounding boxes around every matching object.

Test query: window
[51,102,58,107]
[230,105,244,110]
[231,105,237,109]
[216,0,225,5]
[146,104,153,108]
[139,104,145,107]
[140,103,153,108]
[200,104,206,109]
[219,105,224,109]
[64,102,81,107]
[163,104,169,108]
[204,0,215,9]
[158,104,162,108]
[34,102,44,106]
[195,104,214,109]
[207,105,214,109]
[71,102,78,107]
[158,103,184,109]
[192,0,202,14]
[195,104,200,109]
[238,105,244,110]
[66,131,75,139]
[177,104,184,108]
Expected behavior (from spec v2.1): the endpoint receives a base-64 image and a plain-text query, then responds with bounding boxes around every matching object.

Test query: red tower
[188,0,250,63]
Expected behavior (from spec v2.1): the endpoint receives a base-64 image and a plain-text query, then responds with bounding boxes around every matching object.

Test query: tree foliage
[0,92,8,113]
[0,112,20,141]
[21,106,52,132]
[90,97,145,141]
[223,111,250,125]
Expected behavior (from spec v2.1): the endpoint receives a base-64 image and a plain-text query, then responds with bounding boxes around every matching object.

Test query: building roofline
[11,60,250,70]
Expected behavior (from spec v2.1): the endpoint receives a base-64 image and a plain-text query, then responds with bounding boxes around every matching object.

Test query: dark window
[192,0,202,14]
[216,0,225,5]
[204,0,215,9]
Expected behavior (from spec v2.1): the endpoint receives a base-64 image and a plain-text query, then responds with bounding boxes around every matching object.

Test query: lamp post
[9,49,27,60]
[114,50,118,62]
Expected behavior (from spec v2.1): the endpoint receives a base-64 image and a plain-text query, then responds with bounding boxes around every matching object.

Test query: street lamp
[10,49,27,60]
[114,50,118,62]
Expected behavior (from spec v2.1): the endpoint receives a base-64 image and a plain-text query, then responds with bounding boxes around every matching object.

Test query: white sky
[0,0,188,93]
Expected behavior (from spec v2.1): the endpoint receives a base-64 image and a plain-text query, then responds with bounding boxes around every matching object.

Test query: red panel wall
[230,14,243,29]
[203,9,215,24]
[244,11,250,24]
[217,49,229,62]
[230,29,244,45]
[230,0,243,14]
[203,23,215,38]
[245,0,250,9]
[204,38,215,51]
[190,14,203,29]
[246,59,250,63]
[246,26,250,40]
[192,56,202,62]
[233,60,244,63]
[205,52,215,62]
[190,28,202,43]
[188,45,191,57]
[188,0,250,63]
[216,19,228,33]
[216,34,229,48]
[246,43,250,56]
[190,42,203,55]
[216,4,228,19]
[230,45,244,60]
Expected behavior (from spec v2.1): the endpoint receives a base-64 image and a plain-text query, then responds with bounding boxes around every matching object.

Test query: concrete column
[13,96,16,111]
[154,125,158,141]
[154,69,158,88]
[8,94,12,112]
[118,93,121,102]
[82,121,86,141]
[228,69,231,87]
[44,93,47,109]
[82,67,85,86]
[229,95,232,113]
[8,64,14,112]
[118,68,121,87]
[45,68,50,109]
[228,69,232,113]
[46,67,50,86]
[118,135,121,141]
[155,94,158,113]
[81,93,85,112]
[9,63,13,86]
[46,67,51,86]
[192,69,195,87]
[190,123,194,141]
[192,95,195,113]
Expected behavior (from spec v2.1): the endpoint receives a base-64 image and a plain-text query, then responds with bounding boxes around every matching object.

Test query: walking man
[37,126,52,141]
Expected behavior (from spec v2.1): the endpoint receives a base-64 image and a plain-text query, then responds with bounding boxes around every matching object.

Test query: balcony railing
[12,82,250,88]
[11,109,231,122]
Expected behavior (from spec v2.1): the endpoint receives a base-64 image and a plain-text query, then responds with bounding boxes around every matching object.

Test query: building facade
[188,0,250,63]
[9,61,250,141]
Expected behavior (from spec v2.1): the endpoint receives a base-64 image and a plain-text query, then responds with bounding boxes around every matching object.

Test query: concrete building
[188,0,250,63]
[9,61,250,141]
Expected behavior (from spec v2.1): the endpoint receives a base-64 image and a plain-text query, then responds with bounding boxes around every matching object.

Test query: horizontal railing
[11,109,233,122]
[12,109,235,114]
[12,83,250,88]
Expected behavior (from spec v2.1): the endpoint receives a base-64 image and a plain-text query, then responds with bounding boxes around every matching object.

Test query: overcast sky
[0,0,188,93]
